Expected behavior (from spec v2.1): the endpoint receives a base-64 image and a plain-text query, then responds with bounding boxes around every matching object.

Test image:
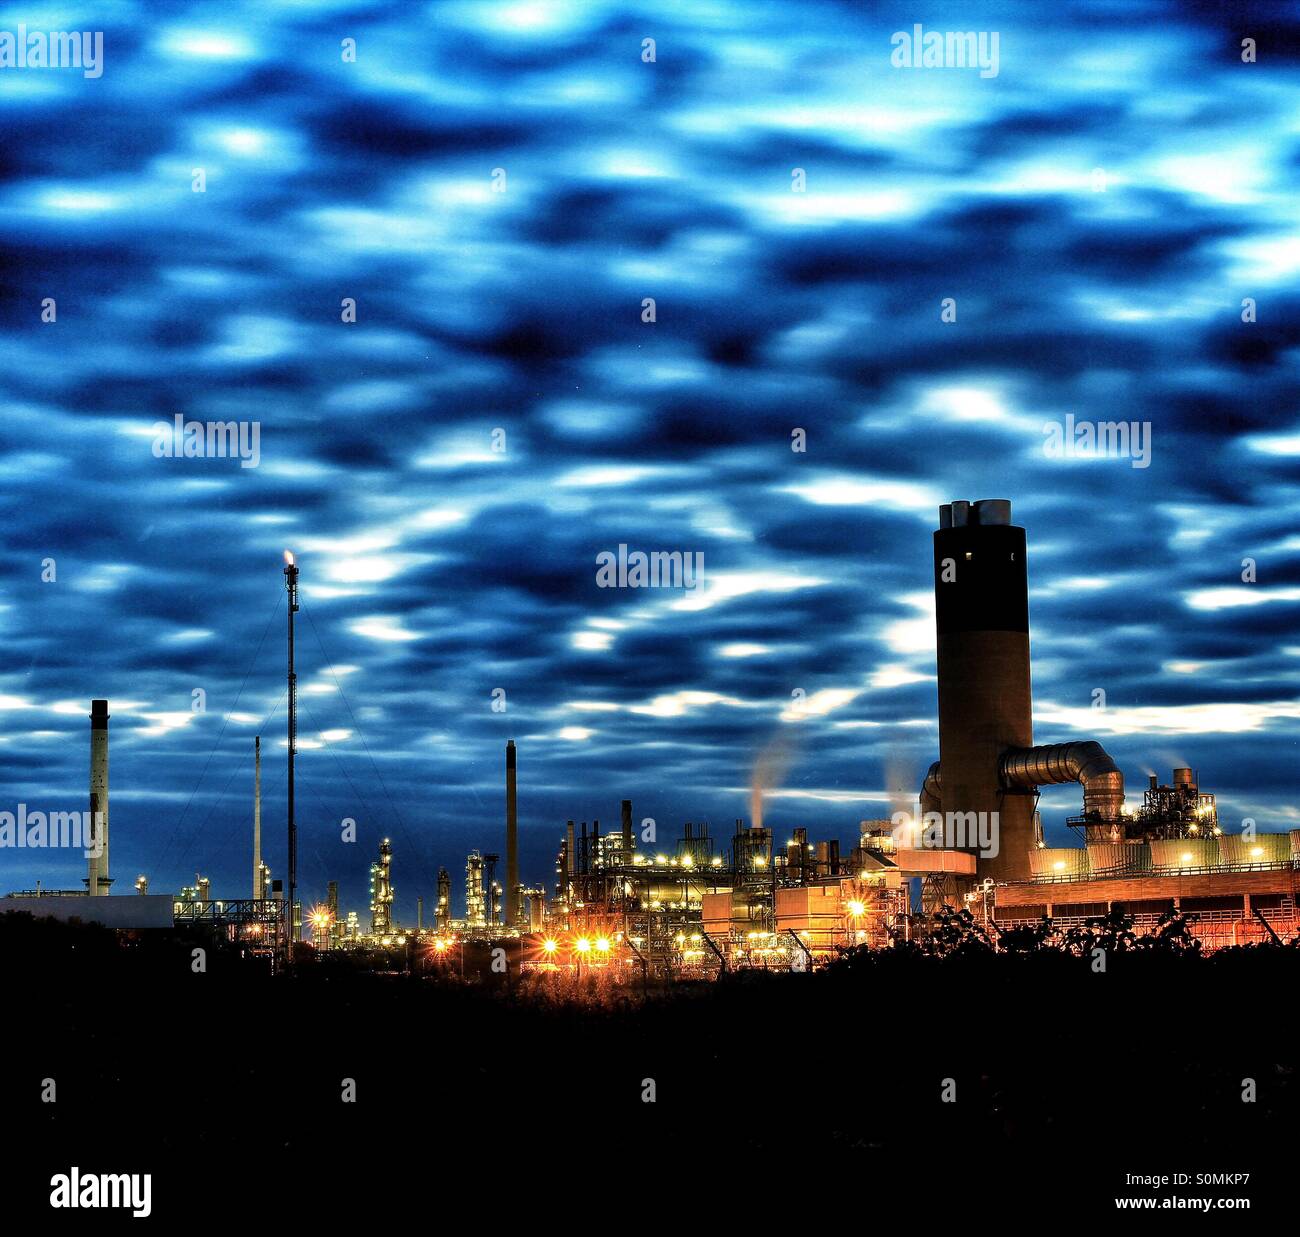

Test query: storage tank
[1085,842,1151,875]
[1219,833,1291,866]
[1150,838,1219,869]
[1028,848,1089,879]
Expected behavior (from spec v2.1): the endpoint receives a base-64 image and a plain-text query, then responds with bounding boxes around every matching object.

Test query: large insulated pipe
[920,761,942,818]
[999,742,1124,821]
[934,500,1034,881]
[88,700,110,895]
[505,739,518,926]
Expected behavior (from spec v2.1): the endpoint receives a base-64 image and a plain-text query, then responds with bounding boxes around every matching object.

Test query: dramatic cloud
[2,0,1298,919]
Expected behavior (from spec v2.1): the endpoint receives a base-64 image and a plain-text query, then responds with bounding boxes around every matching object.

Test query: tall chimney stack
[87,700,110,896]
[621,799,633,860]
[934,499,1033,880]
[505,739,519,926]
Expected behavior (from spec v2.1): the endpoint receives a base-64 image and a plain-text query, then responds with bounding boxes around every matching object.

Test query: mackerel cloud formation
[1,0,1298,916]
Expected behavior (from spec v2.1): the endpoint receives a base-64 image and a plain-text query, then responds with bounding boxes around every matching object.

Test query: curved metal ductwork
[999,741,1124,821]
[919,760,942,816]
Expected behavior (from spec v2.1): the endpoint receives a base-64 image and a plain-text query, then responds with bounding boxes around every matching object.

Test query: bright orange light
[434,938,449,952]
[846,900,866,917]
[574,937,591,953]
[284,550,295,566]
[595,937,611,952]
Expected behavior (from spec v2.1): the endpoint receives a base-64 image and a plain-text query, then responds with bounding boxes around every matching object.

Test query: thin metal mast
[284,551,299,943]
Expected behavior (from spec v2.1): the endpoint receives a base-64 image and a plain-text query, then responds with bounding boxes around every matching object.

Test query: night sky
[2,0,1299,922]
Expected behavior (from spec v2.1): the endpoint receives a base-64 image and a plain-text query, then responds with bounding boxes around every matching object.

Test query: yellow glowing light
[595,937,611,952]
[542,938,558,953]
[575,937,591,953]
[1250,846,1263,858]
[846,900,866,917]
[1052,860,1066,872]
[1180,852,1193,864]
[284,549,295,566]
[434,939,449,951]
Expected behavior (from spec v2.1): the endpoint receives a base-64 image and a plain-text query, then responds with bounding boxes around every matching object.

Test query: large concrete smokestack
[87,700,110,895]
[505,739,518,926]
[926,503,1126,880]
[933,500,1034,881]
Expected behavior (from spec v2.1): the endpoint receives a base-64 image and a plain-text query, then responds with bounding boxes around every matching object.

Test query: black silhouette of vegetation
[2,908,1295,1219]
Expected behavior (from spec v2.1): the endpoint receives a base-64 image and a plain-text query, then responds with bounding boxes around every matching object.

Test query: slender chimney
[621,799,632,860]
[86,791,99,898]
[253,735,262,899]
[87,700,110,895]
[505,740,518,926]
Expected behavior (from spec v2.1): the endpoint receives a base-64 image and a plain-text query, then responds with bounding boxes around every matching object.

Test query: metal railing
[995,906,1295,930]
[1009,859,1298,885]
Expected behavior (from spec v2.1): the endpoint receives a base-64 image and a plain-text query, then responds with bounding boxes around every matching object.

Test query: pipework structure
[465,850,486,928]
[530,812,911,975]
[436,867,451,930]
[370,838,394,934]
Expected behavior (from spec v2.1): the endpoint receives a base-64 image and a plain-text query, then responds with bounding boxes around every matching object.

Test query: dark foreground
[2,912,1296,1223]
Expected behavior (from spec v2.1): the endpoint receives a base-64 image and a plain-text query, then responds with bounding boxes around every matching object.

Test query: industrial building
[919,499,1298,947]
[5,506,1297,967]
[482,497,1298,969]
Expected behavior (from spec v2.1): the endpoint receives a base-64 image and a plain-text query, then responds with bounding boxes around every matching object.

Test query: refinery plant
[3,499,1297,968]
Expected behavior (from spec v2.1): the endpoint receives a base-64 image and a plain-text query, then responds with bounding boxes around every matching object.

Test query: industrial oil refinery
[3,499,1297,970]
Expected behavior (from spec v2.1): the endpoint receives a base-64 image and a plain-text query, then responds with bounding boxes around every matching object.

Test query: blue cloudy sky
[2,0,1299,920]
